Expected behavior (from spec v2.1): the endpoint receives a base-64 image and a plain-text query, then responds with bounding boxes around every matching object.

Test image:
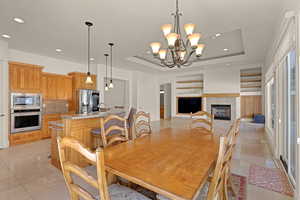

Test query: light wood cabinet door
[46,75,58,100]
[241,95,262,118]
[42,114,61,139]
[64,77,73,100]
[9,62,43,93]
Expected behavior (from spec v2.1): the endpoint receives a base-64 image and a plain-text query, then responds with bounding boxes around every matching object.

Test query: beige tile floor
[0,118,293,200]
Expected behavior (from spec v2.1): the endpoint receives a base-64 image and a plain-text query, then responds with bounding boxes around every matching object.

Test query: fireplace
[211,105,231,120]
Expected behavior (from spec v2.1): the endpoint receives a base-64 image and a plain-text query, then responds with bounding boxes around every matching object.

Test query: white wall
[0,40,9,148]
[204,67,240,94]
[104,78,129,108]
[97,64,160,121]
[8,49,97,75]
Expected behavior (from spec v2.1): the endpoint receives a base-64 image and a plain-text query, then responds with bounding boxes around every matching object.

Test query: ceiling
[0,0,293,73]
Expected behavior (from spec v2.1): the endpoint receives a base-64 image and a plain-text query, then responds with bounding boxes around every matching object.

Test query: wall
[104,78,129,108]
[203,67,240,94]
[0,40,9,148]
[8,49,97,75]
[97,64,160,121]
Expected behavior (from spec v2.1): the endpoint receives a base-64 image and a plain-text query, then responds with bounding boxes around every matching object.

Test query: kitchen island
[49,109,127,168]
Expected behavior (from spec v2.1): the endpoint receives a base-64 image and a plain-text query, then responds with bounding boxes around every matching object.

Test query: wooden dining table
[104,127,220,200]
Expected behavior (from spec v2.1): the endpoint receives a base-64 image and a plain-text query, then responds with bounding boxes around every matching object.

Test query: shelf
[241,79,261,83]
[240,73,262,77]
[176,87,203,90]
[176,80,203,84]
[241,85,261,88]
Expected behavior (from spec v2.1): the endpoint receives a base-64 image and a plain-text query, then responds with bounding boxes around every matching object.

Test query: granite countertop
[61,109,127,120]
[48,120,64,128]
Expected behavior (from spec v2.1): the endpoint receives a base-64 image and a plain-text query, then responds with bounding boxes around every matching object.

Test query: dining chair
[132,111,151,139]
[100,114,129,147]
[223,119,241,198]
[190,111,214,133]
[57,137,150,200]
[157,136,232,200]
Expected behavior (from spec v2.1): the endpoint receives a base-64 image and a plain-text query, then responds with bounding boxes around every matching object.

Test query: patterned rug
[135,173,247,200]
[231,174,247,200]
[248,164,294,197]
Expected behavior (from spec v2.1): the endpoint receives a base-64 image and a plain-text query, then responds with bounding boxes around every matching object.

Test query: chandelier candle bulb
[188,33,201,48]
[150,42,161,55]
[159,49,167,60]
[184,24,195,35]
[196,44,205,56]
[161,24,173,36]
[179,51,186,60]
[166,33,179,48]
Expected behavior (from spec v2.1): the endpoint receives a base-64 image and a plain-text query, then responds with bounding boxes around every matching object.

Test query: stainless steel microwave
[11,93,42,110]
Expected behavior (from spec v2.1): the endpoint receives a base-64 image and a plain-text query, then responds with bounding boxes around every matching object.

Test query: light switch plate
[298,137,300,145]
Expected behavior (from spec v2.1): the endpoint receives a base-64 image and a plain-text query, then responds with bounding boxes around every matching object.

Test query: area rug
[231,173,247,200]
[135,173,247,200]
[248,164,294,197]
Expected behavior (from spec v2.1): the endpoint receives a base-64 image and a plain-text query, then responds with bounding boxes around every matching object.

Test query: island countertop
[60,109,127,120]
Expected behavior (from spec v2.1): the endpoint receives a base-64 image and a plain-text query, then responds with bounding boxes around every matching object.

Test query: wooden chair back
[207,136,233,200]
[190,111,214,133]
[57,137,110,200]
[100,114,129,147]
[132,111,152,139]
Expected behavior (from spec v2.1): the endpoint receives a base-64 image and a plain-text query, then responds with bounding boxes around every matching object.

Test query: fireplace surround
[211,104,231,120]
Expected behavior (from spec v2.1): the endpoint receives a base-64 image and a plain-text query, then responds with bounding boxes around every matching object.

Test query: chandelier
[150,0,205,68]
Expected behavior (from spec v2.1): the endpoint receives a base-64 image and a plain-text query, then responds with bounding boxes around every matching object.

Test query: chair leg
[71,192,79,200]
[228,175,238,197]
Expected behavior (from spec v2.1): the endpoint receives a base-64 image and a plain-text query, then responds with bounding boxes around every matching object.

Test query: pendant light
[104,54,109,91]
[108,43,114,88]
[85,21,93,84]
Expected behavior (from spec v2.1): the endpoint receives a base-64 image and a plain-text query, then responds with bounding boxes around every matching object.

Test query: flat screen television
[177,97,202,114]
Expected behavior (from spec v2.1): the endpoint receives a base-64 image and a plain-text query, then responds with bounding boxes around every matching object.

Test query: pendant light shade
[196,44,205,56]
[109,43,114,89]
[161,24,173,36]
[150,42,161,55]
[85,21,93,84]
[166,33,179,48]
[104,54,109,91]
[184,23,195,35]
[188,33,201,48]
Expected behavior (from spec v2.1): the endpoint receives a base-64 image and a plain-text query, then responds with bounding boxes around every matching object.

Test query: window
[266,78,276,131]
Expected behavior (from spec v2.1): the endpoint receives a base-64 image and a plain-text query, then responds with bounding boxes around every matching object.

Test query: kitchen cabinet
[42,113,61,139]
[9,130,42,146]
[42,73,72,100]
[9,62,43,93]
[68,72,97,111]
[240,95,262,118]
[68,72,97,90]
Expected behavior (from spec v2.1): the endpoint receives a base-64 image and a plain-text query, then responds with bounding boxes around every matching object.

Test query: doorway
[160,83,172,119]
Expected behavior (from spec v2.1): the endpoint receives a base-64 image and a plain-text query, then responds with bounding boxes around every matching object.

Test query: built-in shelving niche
[240,68,262,95]
[176,74,204,97]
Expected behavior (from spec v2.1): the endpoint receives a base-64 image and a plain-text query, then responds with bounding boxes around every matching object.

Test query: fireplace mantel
[202,93,240,98]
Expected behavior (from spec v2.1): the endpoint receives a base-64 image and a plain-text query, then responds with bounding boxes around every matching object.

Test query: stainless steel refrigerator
[77,89,100,114]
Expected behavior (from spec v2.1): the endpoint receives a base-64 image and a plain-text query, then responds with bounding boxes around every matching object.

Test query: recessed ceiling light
[55,48,62,52]
[13,17,25,24]
[90,58,95,61]
[226,63,231,66]
[223,48,229,51]
[215,33,221,37]
[1,34,11,39]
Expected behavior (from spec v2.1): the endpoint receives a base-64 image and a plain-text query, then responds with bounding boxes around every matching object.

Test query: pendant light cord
[105,54,109,84]
[110,45,112,81]
[87,25,90,74]
[109,43,114,83]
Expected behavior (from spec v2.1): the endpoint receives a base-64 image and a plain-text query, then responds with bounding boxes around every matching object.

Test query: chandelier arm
[180,50,195,66]
[161,59,177,68]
